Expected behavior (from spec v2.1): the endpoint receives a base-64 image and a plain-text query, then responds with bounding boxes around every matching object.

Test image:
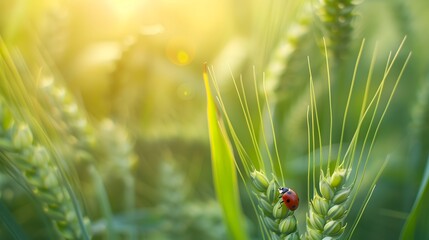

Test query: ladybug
[278,187,299,211]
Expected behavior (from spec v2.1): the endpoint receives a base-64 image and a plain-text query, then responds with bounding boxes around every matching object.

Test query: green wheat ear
[304,168,349,239]
[318,0,356,61]
[208,51,304,238]
[40,75,137,191]
[0,100,91,239]
[304,39,410,239]
[0,41,91,239]
[42,76,138,176]
[251,170,299,240]
[39,61,139,238]
[264,4,311,93]
[40,77,97,160]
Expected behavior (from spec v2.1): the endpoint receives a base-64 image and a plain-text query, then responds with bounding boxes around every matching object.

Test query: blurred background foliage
[0,0,429,239]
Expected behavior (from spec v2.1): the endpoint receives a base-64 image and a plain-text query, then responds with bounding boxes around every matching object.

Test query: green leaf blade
[400,157,429,240]
[204,65,248,240]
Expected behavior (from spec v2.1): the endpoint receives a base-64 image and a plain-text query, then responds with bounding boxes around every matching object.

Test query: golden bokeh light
[165,37,195,66]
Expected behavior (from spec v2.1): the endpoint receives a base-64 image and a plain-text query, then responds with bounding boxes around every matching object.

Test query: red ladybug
[279,187,299,211]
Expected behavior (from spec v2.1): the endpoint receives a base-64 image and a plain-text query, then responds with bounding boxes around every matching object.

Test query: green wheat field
[0,0,428,239]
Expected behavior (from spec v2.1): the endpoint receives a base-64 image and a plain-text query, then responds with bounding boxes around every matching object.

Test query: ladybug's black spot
[292,205,296,210]
[286,199,290,203]
[287,191,292,195]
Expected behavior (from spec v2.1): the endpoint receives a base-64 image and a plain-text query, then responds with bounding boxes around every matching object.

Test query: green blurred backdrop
[1,0,429,239]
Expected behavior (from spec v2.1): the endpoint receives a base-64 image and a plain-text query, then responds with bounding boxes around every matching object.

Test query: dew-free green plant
[40,77,97,162]
[0,40,91,239]
[40,77,137,181]
[250,170,299,239]
[40,73,138,239]
[264,4,311,94]
[150,159,228,240]
[304,168,349,239]
[318,0,356,61]
[205,37,410,239]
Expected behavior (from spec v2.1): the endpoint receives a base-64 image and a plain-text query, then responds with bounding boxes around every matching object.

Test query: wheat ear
[251,170,299,240]
[318,0,356,60]
[0,100,90,239]
[303,168,349,239]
